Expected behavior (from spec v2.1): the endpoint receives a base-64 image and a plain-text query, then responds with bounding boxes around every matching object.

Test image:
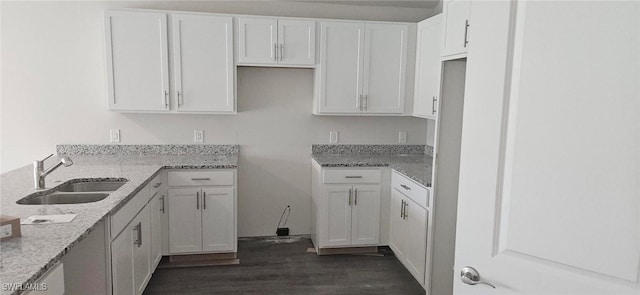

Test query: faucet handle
[40,154,54,162]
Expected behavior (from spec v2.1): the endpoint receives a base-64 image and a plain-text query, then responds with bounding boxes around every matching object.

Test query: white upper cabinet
[315,21,408,115]
[104,10,235,113]
[413,14,442,119]
[441,0,471,59]
[362,24,407,114]
[317,22,365,113]
[105,10,170,112]
[172,14,234,113]
[237,17,315,67]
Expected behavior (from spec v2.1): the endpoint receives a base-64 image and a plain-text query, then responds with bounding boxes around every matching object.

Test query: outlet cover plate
[110,129,121,143]
[329,131,338,144]
[399,131,407,143]
[194,130,204,143]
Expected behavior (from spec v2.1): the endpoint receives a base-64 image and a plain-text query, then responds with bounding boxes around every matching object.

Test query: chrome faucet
[34,154,73,190]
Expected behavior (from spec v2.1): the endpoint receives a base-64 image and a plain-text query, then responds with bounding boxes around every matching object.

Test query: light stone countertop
[311,154,433,187]
[0,154,237,295]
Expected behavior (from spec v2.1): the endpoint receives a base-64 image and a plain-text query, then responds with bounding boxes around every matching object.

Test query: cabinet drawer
[392,171,429,209]
[323,169,381,184]
[111,185,150,240]
[149,174,163,195]
[168,170,234,186]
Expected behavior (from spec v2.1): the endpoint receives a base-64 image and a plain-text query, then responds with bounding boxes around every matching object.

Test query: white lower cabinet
[167,170,237,255]
[311,164,382,250]
[24,262,65,295]
[110,174,164,295]
[389,170,431,286]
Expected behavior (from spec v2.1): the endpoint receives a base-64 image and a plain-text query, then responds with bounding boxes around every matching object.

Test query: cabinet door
[238,17,278,64]
[172,14,234,113]
[404,199,427,285]
[350,185,381,245]
[321,185,353,247]
[413,15,443,119]
[104,11,169,111]
[149,191,163,269]
[389,189,407,258]
[168,188,202,253]
[111,225,135,295]
[133,206,151,295]
[362,24,407,114]
[441,0,471,58]
[317,22,365,113]
[278,20,316,66]
[201,187,236,252]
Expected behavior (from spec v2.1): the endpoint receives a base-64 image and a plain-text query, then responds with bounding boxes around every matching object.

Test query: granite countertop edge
[0,155,238,295]
[311,154,433,187]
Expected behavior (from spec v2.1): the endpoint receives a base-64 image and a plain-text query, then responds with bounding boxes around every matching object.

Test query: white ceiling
[280,0,440,9]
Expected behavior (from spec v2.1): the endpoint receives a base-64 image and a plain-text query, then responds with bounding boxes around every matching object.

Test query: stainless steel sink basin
[16,178,128,205]
[17,193,109,205]
[56,181,126,192]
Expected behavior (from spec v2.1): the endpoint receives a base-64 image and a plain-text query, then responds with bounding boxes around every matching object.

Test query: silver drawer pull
[191,178,211,181]
[400,184,411,190]
[153,182,162,188]
[345,176,363,179]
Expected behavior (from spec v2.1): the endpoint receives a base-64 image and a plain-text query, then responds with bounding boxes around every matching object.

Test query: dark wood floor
[144,237,425,294]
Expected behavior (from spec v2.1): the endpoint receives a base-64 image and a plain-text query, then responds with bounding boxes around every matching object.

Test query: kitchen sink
[56,181,126,192]
[16,178,128,205]
[17,193,109,205]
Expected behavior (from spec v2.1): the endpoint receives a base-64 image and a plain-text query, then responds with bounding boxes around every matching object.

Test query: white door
[201,187,236,252]
[237,17,277,64]
[132,207,151,295]
[350,185,381,245]
[278,20,316,66]
[172,14,234,113]
[111,225,134,295]
[149,192,162,269]
[362,23,407,114]
[104,11,169,111]
[318,22,365,113]
[441,0,470,58]
[413,15,442,119]
[389,189,407,257]
[321,185,352,247]
[168,188,202,253]
[454,1,640,294]
[404,199,427,285]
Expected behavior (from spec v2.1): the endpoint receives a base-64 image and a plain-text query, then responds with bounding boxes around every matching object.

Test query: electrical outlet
[398,131,407,144]
[194,130,204,143]
[110,129,120,143]
[329,131,338,144]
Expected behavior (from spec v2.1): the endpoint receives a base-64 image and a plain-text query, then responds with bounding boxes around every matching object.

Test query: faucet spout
[34,155,73,190]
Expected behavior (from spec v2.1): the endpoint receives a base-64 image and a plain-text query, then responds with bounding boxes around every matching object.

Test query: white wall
[1,1,430,237]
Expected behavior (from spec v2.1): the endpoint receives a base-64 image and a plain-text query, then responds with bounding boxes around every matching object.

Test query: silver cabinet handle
[348,188,352,206]
[274,43,278,61]
[279,44,283,61]
[359,94,363,111]
[345,176,362,179]
[403,201,409,219]
[196,191,200,210]
[432,97,437,115]
[164,90,169,108]
[177,90,183,107]
[365,94,368,111]
[461,266,496,288]
[464,20,470,47]
[400,199,405,218]
[203,191,207,210]
[153,182,162,188]
[354,189,358,205]
[400,184,411,190]
[160,195,165,213]
[133,222,142,247]
[191,178,211,181]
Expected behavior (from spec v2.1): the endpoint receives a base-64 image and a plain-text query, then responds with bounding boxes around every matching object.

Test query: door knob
[460,266,496,289]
